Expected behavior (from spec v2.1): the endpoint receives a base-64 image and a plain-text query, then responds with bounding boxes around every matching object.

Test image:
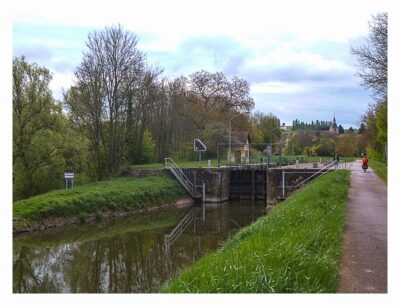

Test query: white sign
[64,172,75,179]
[194,139,207,151]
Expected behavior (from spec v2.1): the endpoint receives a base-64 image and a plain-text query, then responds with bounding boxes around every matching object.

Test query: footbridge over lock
[165,158,339,204]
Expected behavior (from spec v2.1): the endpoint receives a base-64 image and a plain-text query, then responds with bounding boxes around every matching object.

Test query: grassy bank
[163,170,350,293]
[13,176,186,229]
[369,159,387,183]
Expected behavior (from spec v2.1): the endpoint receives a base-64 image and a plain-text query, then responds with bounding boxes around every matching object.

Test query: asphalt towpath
[337,160,387,293]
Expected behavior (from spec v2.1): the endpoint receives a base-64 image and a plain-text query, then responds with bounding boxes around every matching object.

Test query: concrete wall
[182,168,230,203]
[266,168,331,203]
[181,167,327,203]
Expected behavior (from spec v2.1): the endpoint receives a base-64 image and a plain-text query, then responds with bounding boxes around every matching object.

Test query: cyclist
[362,155,369,172]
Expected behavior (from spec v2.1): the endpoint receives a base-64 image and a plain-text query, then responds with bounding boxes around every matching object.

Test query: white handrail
[164,209,194,250]
[165,158,197,196]
[292,160,337,190]
[165,158,193,186]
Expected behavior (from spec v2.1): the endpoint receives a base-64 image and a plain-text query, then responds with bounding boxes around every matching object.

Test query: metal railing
[165,157,196,197]
[164,209,194,252]
[292,160,337,190]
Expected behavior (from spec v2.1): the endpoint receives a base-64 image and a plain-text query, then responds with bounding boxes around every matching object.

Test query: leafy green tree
[13,57,74,199]
[336,134,357,157]
[128,129,156,164]
[375,102,387,147]
[311,136,335,156]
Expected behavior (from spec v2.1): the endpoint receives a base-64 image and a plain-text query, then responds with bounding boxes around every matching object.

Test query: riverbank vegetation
[162,170,350,293]
[369,159,387,183]
[13,176,186,230]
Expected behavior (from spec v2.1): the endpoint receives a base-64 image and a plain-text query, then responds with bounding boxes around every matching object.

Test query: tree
[351,13,387,103]
[358,123,365,134]
[129,129,156,164]
[336,134,357,157]
[13,57,84,199]
[65,24,146,178]
[338,125,344,134]
[311,135,335,156]
[351,13,387,162]
[185,70,254,131]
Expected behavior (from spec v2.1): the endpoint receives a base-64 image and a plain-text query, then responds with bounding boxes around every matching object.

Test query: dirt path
[337,160,387,293]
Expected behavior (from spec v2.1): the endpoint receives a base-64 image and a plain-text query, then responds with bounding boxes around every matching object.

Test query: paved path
[337,160,387,293]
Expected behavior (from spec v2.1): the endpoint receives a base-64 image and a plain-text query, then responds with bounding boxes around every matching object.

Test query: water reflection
[13,201,266,293]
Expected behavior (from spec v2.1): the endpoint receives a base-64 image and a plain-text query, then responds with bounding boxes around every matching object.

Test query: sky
[11,0,391,129]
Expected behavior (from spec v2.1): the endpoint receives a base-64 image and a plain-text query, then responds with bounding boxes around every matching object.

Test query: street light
[269,126,280,145]
[228,113,242,166]
[268,126,281,167]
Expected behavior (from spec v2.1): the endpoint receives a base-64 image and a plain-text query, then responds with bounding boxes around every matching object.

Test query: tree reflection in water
[13,202,266,293]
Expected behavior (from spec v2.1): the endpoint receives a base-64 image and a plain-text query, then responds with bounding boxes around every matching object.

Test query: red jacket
[362,157,368,164]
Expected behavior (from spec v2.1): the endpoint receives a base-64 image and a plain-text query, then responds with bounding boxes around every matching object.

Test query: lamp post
[268,126,281,167]
[228,113,241,166]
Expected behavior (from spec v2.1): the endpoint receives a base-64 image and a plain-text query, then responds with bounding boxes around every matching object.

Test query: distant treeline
[291,119,332,131]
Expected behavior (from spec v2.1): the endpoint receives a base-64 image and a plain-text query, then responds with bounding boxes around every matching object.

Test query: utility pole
[228,113,241,166]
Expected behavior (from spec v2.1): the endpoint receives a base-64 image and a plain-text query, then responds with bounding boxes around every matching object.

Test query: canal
[13,201,267,293]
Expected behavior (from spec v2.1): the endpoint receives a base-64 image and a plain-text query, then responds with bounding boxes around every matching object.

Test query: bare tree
[351,13,387,103]
[67,24,145,177]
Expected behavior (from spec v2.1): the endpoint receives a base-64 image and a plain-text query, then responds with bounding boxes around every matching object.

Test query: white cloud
[49,72,76,99]
[13,0,390,43]
[251,81,308,94]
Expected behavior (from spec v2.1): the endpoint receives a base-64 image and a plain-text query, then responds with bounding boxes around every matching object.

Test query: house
[228,131,250,164]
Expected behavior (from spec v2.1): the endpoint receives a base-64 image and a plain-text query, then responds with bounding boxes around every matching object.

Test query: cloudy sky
[12,0,391,128]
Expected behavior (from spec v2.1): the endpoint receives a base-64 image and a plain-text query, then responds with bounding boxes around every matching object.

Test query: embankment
[162,170,350,293]
[13,176,191,234]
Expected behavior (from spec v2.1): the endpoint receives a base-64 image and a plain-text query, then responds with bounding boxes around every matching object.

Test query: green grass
[369,159,387,183]
[13,176,186,228]
[162,170,350,293]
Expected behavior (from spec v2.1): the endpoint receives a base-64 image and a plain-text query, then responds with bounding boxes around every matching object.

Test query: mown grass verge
[369,159,387,183]
[13,176,186,229]
[162,170,350,293]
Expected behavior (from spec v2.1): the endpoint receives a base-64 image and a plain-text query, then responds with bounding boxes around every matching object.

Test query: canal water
[13,201,267,293]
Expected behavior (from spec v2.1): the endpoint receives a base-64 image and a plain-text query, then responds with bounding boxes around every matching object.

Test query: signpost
[64,172,75,190]
[194,139,207,165]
